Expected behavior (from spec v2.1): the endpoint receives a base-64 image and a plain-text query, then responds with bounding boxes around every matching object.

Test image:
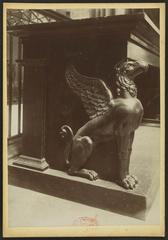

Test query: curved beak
[132,61,149,78]
[139,61,149,73]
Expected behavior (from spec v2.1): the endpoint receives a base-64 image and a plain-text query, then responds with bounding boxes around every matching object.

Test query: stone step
[8,159,159,221]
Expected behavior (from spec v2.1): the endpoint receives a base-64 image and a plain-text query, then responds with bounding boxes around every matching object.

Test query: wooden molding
[8,13,159,53]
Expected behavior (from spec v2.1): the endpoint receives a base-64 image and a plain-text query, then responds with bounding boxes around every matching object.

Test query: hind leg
[68,136,99,180]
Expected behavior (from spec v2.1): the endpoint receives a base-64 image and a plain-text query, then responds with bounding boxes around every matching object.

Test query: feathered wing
[65,64,113,119]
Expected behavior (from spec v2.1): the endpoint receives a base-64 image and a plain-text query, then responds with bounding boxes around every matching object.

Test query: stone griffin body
[60,59,148,189]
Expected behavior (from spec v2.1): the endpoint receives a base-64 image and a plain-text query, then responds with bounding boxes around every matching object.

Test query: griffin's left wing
[65,64,113,119]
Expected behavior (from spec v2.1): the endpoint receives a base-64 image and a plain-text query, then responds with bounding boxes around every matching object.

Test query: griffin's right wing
[65,64,113,119]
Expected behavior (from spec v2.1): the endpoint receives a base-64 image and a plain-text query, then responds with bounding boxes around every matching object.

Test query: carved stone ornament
[59,59,148,189]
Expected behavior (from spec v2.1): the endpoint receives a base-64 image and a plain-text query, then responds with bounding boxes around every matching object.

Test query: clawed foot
[84,169,99,181]
[118,175,138,190]
[68,168,99,181]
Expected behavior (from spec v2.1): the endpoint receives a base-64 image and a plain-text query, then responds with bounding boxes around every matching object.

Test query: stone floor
[7,125,162,228]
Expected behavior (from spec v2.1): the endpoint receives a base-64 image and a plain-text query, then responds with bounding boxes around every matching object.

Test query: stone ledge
[8,159,159,221]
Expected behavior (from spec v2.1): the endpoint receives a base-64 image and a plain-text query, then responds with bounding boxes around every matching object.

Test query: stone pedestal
[8,155,159,221]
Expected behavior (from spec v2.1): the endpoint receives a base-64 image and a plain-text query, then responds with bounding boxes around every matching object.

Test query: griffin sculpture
[60,59,148,189]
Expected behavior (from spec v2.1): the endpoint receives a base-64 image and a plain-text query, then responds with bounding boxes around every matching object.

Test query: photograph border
[3,2,165,237]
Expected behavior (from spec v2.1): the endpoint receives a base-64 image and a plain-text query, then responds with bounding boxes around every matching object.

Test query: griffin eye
[127,65,134,71]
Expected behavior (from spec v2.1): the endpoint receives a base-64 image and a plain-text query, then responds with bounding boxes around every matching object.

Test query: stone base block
[13,155,49,171]
[8,159,159,221]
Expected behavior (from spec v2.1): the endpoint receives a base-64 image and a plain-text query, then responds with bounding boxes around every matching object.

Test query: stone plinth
[9,156,159,221]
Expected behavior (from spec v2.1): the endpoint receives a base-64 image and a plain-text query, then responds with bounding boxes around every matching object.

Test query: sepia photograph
[3,2,165,237]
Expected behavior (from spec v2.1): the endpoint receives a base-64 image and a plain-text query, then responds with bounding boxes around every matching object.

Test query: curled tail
[60,125,74,166]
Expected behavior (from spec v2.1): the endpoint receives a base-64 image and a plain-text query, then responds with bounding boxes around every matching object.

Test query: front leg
[116,131,138,189]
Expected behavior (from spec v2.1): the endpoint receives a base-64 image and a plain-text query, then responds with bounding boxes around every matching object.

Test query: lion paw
[119,175,138,190]
[68,168,99,181]
[88,170,99,180]
[82,169,99,181]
